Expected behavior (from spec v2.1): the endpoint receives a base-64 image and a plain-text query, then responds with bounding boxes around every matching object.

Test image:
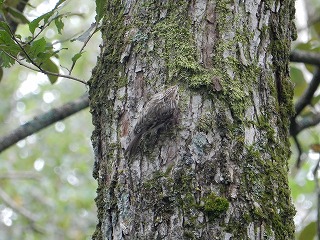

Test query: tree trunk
[89,0,296,239]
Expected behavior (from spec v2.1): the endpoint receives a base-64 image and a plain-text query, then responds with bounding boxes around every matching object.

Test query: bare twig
[295,68,320,116]
[0,94,89,153]
[290,50,320,66]
[295,112,320,133]
[0,188,38,222]
[69,23,98,75]
[0,171,41,180]
[289,51,320,168]
[292,134,303,168]
[0,188,45,233]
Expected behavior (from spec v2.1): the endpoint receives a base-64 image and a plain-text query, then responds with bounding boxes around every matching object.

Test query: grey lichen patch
[197,112,215,133]
[190,132,208,156]
[142,170,175,208]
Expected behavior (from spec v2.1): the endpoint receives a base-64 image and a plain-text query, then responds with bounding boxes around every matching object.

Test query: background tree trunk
[89,0,296,239]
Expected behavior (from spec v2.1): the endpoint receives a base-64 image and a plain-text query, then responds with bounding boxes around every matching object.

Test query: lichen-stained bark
[89,0,296,239]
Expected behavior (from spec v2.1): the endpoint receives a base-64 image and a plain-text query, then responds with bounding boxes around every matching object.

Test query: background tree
[288,0,320,239]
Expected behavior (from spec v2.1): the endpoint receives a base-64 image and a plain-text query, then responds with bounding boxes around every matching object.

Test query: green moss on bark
[201,193,229,221]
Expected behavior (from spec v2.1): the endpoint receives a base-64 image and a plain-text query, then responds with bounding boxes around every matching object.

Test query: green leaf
[0,29,15,44]
[54,16,64,34]
[37,51,54,61]
[95,0,105,22]
[312,94,320,106]
[71,52,83,62]
[0,51,15,67]
[0,21,12,33]
[28,37,47,60]
[295,41,313,51]
[313,22,320,39]
[305,63,315,75]
[290,66,307,98]
[7,6,29,24]
[29,12,52,34]
[36,43,55,60]
[0,29,21,62]
[28,0,67,35]
[71,52,83,65]
[42,58,59,84]
[298,221,316,240]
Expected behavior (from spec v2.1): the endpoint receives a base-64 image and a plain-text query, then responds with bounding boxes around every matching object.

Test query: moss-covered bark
[89,0,296,239]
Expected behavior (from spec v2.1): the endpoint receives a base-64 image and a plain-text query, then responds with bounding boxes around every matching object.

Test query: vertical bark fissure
[90,0,296,239]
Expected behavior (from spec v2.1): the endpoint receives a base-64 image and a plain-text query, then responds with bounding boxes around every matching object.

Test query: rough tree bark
[89,0,296,239]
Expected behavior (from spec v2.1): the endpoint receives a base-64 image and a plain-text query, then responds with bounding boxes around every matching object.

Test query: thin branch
[289,50,320,168]
[26,12,84,45]
[9,27,41,69]
[69,23,98,75]
[292,134,303,168]
[0,188,38,222]
[26,14,59,45]
[295,68,320,115]
[0,187,45,234]
[4,23,88,85]
[290,50,320,66]
[0,171,41,180]
[4,51,87,84]
[0,94,89,153]
[2,0,30,33]
[295,113,320,133]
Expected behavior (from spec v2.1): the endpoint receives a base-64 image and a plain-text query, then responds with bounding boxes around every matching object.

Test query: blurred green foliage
[0,0,100,239]
[290,1,320,239]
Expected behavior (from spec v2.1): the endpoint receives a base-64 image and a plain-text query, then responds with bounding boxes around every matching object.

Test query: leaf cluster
[0,0,101,84]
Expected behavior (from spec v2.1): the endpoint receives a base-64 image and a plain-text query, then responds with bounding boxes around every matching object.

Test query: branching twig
[295,68,320,116]
[289,51,320,168]
[4,16,88,85]
[295,113,320,133]
[0,94,89,153]
[0,188,38,222]
[0,188,45,233]
[69,23,98,75]
[26,13,60,45]
[3,50,87,84]
[9,27,41,69]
